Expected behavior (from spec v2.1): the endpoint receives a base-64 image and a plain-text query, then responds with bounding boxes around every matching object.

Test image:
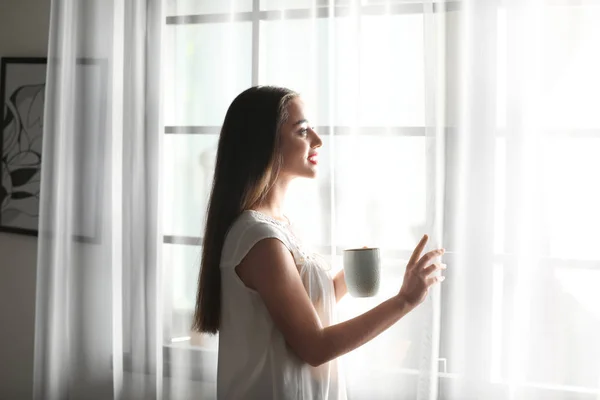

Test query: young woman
[193,86,446,400]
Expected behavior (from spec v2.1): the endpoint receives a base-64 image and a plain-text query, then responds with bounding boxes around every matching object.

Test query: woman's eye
[299,128,308,135]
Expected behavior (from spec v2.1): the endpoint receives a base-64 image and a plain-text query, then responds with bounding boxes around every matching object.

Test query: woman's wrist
[392,293,417,314]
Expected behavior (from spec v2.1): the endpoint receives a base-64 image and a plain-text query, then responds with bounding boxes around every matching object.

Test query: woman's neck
[252,178,291,220]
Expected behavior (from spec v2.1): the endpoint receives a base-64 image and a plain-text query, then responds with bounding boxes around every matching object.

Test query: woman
[193,86,446,399]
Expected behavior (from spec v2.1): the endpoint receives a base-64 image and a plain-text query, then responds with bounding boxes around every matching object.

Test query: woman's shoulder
[221,211,294,268]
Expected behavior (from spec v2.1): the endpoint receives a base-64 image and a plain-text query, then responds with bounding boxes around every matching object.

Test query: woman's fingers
[418,249,445,269]
[426,275,446,286]
[408,235,429,267]
[422,263,446,277]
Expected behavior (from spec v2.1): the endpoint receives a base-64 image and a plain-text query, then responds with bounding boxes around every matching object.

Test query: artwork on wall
[0,57,47,237]
[1,57,107,242]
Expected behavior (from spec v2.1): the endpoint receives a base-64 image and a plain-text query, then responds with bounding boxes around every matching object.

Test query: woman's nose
[309,127,322,148]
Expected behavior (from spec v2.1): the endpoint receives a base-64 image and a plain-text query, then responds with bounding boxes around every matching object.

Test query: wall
[0,1,51,399]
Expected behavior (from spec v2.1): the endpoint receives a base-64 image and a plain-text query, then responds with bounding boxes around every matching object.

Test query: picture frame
[1,57,108,242]
[0,57,47,237]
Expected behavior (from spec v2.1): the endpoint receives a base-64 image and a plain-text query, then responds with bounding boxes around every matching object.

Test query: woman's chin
[286,166,319,180]
[304,168,318,179]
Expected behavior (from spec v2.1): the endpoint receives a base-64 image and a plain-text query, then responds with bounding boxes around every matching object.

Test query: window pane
[356,14,425,126]
[524,265,600,388]
[162,241,221,351]
[165,0,252,16]
[163,23,252,126]
[163,243,201,330]
[259,14,425,126]
[162,134,219,237]
[542,137,600,260]
[258,18,331,125]
[333,135,426,250]
[541,6,600,128]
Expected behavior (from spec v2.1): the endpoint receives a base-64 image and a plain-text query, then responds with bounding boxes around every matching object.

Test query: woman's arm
[333,269,347,302]
[235,235,444,367]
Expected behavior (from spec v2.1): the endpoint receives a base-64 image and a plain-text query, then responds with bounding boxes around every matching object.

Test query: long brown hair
[192,86,298,334]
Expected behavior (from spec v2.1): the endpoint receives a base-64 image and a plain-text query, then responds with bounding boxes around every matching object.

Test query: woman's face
[278,97,322,180]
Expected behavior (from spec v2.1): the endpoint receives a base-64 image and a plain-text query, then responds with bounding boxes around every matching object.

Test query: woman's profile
[192,86,446,400]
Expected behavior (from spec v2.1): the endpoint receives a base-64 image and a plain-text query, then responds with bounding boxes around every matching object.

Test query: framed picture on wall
[0,57,47,237]
[0,57,108,242]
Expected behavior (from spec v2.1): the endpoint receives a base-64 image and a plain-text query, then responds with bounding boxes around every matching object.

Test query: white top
[217,210,346,400]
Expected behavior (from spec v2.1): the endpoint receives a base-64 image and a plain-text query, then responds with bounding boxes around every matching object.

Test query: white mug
[343,247,381,297]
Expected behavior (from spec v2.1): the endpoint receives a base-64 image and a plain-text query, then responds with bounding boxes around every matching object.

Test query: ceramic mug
[343,247,381,297]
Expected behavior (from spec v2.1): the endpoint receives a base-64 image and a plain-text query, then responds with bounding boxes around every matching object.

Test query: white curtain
[34,0,165,399]
[34,0,600,399]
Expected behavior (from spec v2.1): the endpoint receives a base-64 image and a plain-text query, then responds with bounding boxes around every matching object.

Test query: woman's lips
[308,154,318,165]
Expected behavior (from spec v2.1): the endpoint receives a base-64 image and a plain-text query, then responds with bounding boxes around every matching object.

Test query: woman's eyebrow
[293,119,308,126]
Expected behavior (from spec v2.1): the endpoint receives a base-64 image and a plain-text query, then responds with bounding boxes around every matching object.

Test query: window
[161,2,435,361]
[487,2,600,393]
[160,0,600,397]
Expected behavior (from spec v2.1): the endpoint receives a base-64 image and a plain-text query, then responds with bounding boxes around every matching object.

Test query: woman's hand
[397,235,446,308]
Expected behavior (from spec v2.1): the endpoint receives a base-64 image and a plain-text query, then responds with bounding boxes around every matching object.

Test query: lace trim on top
[245,209,290,227]
[243,210,331,272]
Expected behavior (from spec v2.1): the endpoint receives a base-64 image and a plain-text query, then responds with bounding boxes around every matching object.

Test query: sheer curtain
[34,0,600,399]
[33,0,166,399]
[444,1,600,398]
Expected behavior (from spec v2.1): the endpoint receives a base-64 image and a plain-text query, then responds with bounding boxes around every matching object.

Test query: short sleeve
[221,219,294,269]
